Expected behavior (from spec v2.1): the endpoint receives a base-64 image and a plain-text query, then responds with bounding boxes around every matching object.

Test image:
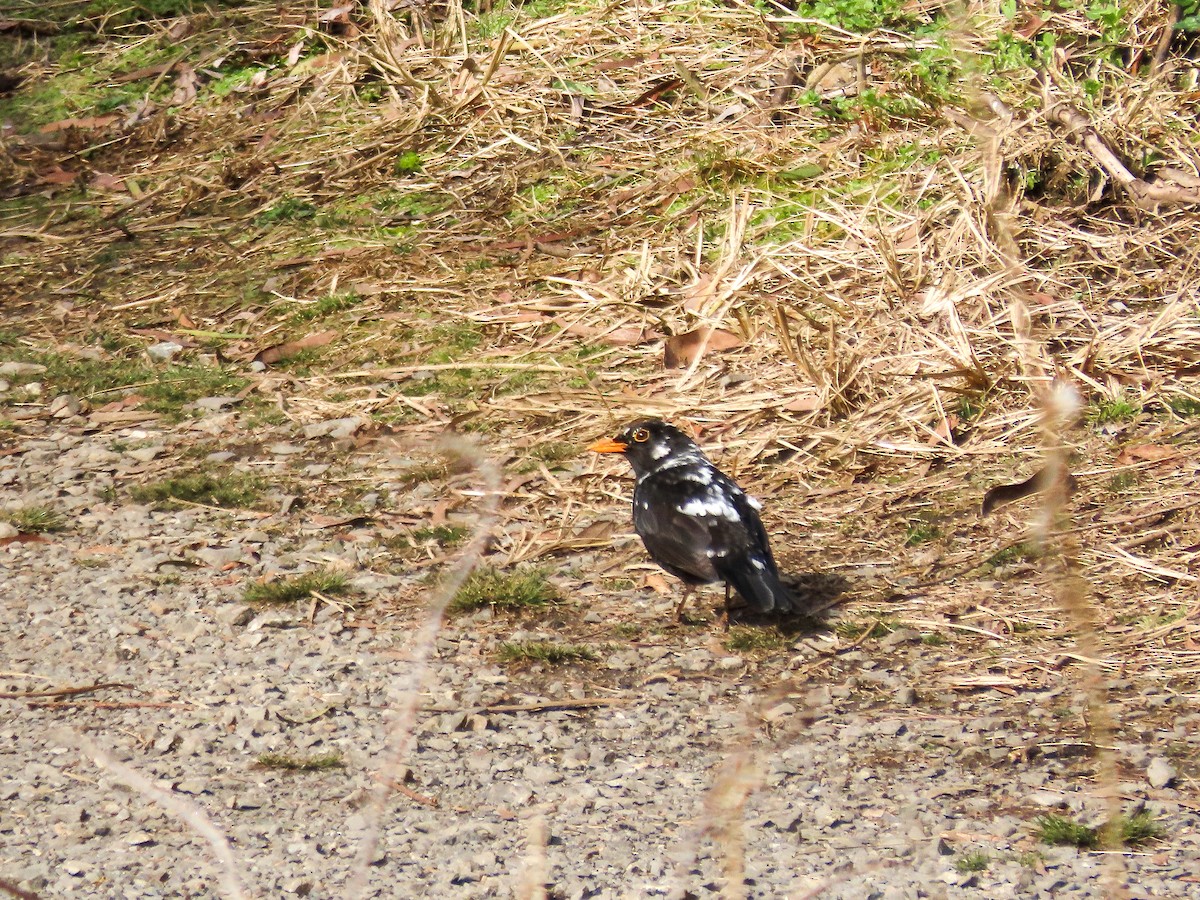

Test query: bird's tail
[721,556,795,614]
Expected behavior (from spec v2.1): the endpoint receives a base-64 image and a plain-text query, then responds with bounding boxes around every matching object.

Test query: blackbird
[590,419,794,618]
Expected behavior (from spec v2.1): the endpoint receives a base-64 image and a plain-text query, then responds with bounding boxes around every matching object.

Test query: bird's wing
[632,477,724,583]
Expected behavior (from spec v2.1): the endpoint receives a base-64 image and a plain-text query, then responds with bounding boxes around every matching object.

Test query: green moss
[985,542,1041,571]
[1166,394,1200,417]
[834,619,894,641]
[1106,471,1138,493]
[904,521,942,546]
[394,151,423,175]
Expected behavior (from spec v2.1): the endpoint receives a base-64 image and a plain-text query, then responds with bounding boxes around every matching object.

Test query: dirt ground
[3,0,1200,896]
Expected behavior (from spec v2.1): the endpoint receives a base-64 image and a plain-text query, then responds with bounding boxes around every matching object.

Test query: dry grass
[3,0,1199,892]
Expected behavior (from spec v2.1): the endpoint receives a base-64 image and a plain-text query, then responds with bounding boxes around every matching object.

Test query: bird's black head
[589,419,707,477]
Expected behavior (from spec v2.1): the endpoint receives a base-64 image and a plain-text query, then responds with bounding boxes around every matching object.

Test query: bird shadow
[728,570,852,636]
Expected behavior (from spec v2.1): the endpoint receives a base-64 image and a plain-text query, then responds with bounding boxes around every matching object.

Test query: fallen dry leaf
[317,3,359,36]
[0,533,51,547]
[169,64,197,106]
[253,330,337,365]
[644,573,672,595]
[664,327,742,369]
[681,274,717,315]
[1115,443,1178,466]
[90,171,126,192]
[112,62,176,84]
[1015,12,1046,38]
[295,53,345,74]
[39,115,118,133]
[931,413,960,445]
[166,17,193,40]
[552,317,661,346]
[783,394,822,412]
[36,167,78,185]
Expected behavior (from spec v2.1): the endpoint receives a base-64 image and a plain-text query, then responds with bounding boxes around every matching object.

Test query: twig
[381,778,439,807]
[0,876,40,900]
[0,681,132,700]
[476,698,628,715]
[28,701,188,710]
[1043,93,1200,209]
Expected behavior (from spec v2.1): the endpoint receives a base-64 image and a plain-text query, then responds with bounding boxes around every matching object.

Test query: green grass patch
[515,440,578,472]
[244,569,351,604]
[2,506,67,533]
[1106,471,1139,493]
[289,291,362,323]
[255,752,345,771]
[1035,812,1163,849]
[793,0,908,31]
[394,150,423,175]
[1085,394,1141,426]
[475,10,516,37]
[413,524,469,546]
[985,541,1041,571]
[420,322,484,364]
[1036,814,1098,848]
[834,619,894,641]
[450,566,557,613]
[1166,394,1200,417]
[611,622,643,638]
[130,471,264,508]
[904,521,941,546]
[954,850,990,873]
[0,349,248,416]
[497,641,596,665]
[256,197,317,226]
[723,627,788,654]
[386,524,471,555]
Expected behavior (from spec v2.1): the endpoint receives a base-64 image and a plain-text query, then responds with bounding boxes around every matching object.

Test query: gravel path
[3,410,1198,899]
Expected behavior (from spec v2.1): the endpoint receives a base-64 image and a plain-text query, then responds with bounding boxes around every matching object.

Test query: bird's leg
[674,585,695,621]
[721,582,732,632]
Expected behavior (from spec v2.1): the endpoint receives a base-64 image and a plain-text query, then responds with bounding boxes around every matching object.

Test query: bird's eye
[632,428,650,442]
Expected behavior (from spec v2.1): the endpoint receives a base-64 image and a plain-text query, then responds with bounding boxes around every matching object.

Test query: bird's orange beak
[588,438,628,454]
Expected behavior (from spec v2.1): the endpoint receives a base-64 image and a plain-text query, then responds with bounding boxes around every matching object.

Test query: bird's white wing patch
[678,494,741,522]
[747,495,762,511]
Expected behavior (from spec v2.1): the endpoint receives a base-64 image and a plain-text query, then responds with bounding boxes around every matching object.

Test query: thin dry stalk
[701,748,758,900]
[513,812,549,900]
[1036,384,1127,895]
[60,729,252,900]
[345,434,501,898]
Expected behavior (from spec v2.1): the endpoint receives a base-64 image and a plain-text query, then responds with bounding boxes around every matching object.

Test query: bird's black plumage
[590,419,793,615]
